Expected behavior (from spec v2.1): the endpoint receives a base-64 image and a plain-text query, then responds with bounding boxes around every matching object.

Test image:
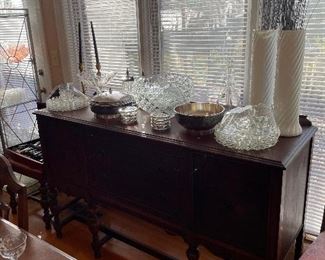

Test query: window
[301,0,325,235]
[63,0,140,90]
[160,0,249,103]
[0,0,22,9]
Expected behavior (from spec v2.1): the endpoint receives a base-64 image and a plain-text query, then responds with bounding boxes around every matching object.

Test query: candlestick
[79,62,85,94]
[90,21,100,67]
[78,22,82,66]
[96,63,101,76]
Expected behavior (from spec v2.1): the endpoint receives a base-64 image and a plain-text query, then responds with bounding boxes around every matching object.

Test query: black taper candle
[78,22,82,67]
[90,21,100,66]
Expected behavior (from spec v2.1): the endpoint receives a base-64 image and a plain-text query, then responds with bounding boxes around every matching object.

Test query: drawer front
[195,154,271,258]
[85,128,192,224]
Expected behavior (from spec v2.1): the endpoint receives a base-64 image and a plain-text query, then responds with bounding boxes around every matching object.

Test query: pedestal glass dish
[214,104,280,150]
[131,73,193,115]
[79,71,116,94]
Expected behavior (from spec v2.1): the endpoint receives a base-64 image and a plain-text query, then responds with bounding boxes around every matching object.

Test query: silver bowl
[174,102,225,133]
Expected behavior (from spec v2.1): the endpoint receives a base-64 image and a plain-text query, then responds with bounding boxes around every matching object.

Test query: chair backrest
[0,154,28,230]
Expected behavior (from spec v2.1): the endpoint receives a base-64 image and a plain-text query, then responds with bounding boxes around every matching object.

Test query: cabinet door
[38,118,87,194]
[194,154,271,258]
[85,128,192,224]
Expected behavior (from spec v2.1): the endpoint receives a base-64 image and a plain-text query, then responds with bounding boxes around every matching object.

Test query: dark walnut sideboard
[34,108,316,260]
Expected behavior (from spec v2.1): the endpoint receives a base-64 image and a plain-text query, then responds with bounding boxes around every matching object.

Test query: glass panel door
[0,8,41,151]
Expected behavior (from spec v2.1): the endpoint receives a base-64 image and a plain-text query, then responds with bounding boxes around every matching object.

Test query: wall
[24,0,70,99]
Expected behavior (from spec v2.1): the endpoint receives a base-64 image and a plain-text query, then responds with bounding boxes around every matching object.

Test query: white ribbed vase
[250,30,278,106]
[274,30,305,137]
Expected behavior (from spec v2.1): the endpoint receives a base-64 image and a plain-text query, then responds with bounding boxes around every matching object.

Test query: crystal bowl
[131,73,193,115]
[214,104,280,150]
[174,103,225,132]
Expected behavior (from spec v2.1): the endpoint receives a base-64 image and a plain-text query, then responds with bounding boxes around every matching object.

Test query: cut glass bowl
[131,73,193,115]
[214,104,280,150]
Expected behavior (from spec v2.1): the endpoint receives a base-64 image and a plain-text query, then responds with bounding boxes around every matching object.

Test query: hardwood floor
[5,193,221,260]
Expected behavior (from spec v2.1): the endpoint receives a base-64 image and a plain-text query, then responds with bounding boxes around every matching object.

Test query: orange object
[2,44,29,63]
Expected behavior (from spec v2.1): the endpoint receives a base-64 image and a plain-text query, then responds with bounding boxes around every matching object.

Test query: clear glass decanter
[218,59,240,110]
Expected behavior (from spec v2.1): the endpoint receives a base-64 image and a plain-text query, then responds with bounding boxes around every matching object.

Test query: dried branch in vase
[259,0,308,30]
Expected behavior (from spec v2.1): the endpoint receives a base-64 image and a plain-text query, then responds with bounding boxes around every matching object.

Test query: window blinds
[63,0,140,90]
[0,0,22,8]
[159,0,249,103]
[302,0,325,235]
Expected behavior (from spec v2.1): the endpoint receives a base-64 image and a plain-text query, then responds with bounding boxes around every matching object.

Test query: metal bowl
[174,102,225,132]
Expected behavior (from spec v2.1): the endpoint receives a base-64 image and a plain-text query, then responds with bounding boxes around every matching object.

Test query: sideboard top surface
[35,108,317,169]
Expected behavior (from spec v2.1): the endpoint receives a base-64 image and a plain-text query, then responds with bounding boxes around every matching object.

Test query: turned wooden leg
[40,182,51,230]
[7,187,17,214]
[294,227,304,260]
[186,243,200,260]
[87,201,101,258]
[49,188,62,238]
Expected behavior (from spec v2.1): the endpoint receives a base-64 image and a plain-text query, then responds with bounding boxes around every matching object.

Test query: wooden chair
[0,154,28,231]
[300,207,325,259]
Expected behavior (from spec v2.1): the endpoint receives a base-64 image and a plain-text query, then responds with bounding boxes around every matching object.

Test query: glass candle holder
[119,106,138,125]
[150,112,171,131]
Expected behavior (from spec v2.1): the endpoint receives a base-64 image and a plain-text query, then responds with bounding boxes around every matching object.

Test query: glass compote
[0,232,27,260]
[79,71,116,94]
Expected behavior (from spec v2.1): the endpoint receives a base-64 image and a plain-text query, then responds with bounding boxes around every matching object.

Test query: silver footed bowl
[174,102,225,131]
